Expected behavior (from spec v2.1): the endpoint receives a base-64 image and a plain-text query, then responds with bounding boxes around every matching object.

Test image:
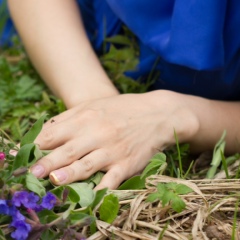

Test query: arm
[8,0,119,108]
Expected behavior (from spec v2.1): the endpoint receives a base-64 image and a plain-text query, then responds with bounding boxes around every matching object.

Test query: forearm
[147,90,240,154]
[8,0,118,108]
[190,98,240,154]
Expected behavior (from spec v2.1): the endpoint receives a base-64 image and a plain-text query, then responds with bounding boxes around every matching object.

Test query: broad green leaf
[157,183,167,194]
[20,114,47,147]
[175,184,193,195]
[99,194,119,224]
[171,196,186,213]
[25,173,46,197]
[165,182,178,191]
[67,182,94,207]
[33,144,43,162]
[89,188,108,210]
[141,153,167,179]
[146,193,161,203]
[65,186,80,203]
[161,191,175,207]
[88,171,105,186]
[13,143,35,171]
[118,175,145,190]
[50,186,64,199]
[37,209,59,223]
[41,229,56,240]
[69,212,95,226]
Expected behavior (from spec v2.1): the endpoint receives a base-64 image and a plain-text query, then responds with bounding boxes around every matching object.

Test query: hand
[30,90,200,190]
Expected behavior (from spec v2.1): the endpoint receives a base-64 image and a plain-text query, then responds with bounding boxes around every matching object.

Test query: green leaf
[99,194,119,224]
[146,193,161,203]
[50,186,64,199]
[165,182,178,191]
[33,144,43,162]
[175,184,193,195]
[206,131,226,179]
[161,191,175,207]
[40,229,56,240]
[157,183,167,194]
[37,209,59,223]
[20,114,47,147]
[141,153,166,179]
[89,188,108,210]
[25,173,46,197]
[67,182,95,207]
[118,175,145,190]
[13,143,35,171]
[69,212,95,227]
[88,171,105,186]
[171,196,186,213]
[65,186,80,203]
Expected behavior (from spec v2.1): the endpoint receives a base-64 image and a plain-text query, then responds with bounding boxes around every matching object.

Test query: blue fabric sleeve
[76,0,121,53]
[0,0,16,46]
[106,0,240,100]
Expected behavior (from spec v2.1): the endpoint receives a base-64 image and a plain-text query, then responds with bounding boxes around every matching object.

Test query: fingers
[30,138,97,178]
[48,149,110,185]
[94,165,127,190]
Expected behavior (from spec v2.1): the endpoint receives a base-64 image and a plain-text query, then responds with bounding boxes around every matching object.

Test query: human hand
[30,90,200,190]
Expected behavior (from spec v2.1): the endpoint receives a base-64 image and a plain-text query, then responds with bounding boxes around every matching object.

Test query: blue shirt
[105,0,240,100]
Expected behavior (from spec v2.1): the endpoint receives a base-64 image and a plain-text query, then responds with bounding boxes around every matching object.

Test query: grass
[1,32,240,239]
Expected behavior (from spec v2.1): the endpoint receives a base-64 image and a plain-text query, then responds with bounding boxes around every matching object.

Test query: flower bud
[12,167,29,177]
[0,152,6,169]
[0,152,5,160]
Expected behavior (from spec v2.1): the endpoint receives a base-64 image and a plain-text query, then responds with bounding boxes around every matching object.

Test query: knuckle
[41,128,54,143]
[68,161,91,181]
[110,166,124,182]
[65,165,76,181]
[81,158,94,172]
[38,156,55,173]
[63,144,76,159]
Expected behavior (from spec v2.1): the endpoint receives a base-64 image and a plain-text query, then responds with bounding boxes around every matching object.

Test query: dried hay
[88,175,240,240]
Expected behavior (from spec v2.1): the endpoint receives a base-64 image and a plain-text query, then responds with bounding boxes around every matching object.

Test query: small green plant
[101,27,158,94]
[0,40,65,141]
[146,182,193,213]
[206,130,226,179]
[118,152,167,190]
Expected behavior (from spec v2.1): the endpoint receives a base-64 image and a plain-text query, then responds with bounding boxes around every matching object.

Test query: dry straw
[87,174,240,240]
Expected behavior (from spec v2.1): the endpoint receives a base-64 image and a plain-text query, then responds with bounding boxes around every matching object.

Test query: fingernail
[50,170,67,183]
[30,164,45,177]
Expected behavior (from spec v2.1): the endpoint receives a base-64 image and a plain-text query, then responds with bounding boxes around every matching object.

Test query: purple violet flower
[10,218,31,240]
[40,192,56,210]
[12,191,40,209]
[0,199,9,215]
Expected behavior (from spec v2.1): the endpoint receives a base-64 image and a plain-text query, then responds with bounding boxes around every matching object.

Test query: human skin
[8,0,240,190]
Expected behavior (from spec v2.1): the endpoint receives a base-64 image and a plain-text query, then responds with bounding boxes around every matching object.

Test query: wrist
[63,83,119,109]
[143,90,201,149]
